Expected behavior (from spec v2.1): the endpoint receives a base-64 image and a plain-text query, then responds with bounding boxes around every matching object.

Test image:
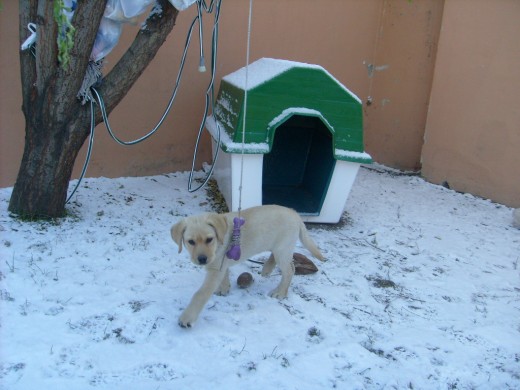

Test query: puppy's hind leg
[268,250,295,299]
[261,253,276,277]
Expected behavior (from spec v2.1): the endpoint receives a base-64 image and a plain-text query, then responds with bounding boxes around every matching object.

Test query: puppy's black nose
[198,255,207,265]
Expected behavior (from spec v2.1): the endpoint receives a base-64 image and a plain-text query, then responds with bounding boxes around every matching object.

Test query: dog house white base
[211,138,263,212]
[211,138,360,223]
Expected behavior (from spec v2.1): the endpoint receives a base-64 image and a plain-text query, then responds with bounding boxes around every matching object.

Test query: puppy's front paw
[178,319,192,328]
[178,311,197,328]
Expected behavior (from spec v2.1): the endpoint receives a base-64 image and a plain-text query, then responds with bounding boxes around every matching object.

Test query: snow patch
[268,107,334,131]
[334,149,372,161]
[206,115,270,153]
[223,58,362,103]
[1,168,518,389]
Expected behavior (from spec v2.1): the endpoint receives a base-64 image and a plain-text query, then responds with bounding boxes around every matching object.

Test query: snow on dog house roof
[207,58,372,163]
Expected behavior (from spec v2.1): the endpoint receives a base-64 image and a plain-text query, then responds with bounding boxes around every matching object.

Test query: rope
[77,61,103,104]
[237,0,254,216]
[224,0,253,261]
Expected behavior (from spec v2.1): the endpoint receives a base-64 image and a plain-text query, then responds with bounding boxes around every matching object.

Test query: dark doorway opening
[262,115,336,215]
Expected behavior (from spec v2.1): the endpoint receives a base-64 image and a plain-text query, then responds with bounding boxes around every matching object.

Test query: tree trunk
[8,108,89,219]
[9,0,179,219]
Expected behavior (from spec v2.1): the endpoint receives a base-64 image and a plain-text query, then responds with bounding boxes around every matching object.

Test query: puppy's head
[171,213,228,266]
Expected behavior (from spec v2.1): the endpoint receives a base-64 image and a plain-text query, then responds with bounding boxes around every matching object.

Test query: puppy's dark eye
[188,239,196,246]
[206,237,213,244]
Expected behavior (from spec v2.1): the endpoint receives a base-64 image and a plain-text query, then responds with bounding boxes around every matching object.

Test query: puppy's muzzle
[197,255,208,265]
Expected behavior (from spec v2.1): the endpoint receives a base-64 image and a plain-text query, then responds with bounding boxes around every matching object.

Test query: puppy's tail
[299,221,325,261]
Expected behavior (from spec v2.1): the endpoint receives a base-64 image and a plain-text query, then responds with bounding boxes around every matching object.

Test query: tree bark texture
[9,0,179,219]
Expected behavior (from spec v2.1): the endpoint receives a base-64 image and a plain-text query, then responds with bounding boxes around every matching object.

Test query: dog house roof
[206,58,372,163]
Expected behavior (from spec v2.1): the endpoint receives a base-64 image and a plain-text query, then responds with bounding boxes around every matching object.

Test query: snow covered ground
[1,166,519,389]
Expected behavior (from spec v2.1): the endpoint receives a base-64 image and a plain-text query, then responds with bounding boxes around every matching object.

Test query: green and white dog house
[206,58,371,223]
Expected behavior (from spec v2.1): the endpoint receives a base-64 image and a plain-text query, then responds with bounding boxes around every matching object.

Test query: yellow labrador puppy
[171,205,325,328]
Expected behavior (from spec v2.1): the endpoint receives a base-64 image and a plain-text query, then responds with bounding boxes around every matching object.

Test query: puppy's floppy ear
[207,214,228,244]
[171,219,186,253]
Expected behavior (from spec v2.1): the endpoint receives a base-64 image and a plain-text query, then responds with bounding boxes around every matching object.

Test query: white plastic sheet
[91,0,154,61]
[92,0,198,61]
[168,0,198,11]
[91,17,124,62]
[104,0,154,23]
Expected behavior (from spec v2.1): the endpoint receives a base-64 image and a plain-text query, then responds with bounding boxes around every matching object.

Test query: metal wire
[66,99,96,203]
[187,0,223,192]
[91,9,203,146]
[67,0,224,201]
